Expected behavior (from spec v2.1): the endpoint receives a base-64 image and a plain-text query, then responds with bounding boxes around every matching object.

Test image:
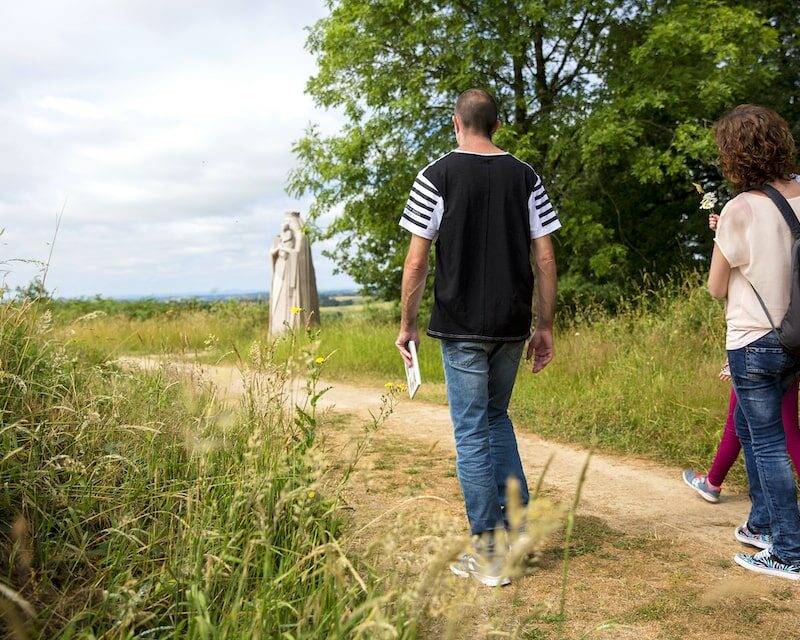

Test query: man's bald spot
[454,89,498,137]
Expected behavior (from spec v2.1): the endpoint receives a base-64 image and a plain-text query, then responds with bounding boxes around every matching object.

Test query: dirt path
[319,379,750,536]
[124,357,799,640]
[173,357,748,537]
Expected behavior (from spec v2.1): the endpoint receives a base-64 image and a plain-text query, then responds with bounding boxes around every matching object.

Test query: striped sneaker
[734,549,800,581]
[682,470,721,503]
[734,524,772,550]
[449,553,511,587]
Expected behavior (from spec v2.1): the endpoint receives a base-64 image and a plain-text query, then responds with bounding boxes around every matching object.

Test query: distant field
[320,295,394,316]
[327,294,363,304]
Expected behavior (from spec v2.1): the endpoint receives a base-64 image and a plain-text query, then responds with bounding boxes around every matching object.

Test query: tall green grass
[512,276,732,474]
[3,277,737,637]
[50,299,267,365]
[2,295,589,639]
[0,299,421,638]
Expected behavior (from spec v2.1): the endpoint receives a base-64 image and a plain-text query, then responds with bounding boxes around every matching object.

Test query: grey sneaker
[682,469,721,503]
[449,553,511,587]
[734,548,800,581]
[734,524,772,550]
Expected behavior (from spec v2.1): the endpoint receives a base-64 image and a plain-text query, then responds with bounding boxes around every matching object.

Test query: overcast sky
[0,0,353,298]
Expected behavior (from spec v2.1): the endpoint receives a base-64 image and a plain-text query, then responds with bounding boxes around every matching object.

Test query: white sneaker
[734,548,800,580]
[449,553,511,587]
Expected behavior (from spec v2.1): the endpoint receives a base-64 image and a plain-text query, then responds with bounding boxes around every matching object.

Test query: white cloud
[1,0,353,298]
[39,96,105,119]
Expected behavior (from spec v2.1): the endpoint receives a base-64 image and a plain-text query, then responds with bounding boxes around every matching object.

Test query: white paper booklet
[405,341,422,399]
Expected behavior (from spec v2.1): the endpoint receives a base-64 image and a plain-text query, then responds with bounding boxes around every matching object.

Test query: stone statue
[269,211,320,334]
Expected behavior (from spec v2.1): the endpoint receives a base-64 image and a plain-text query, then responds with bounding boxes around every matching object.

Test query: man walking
[395,88,559,586]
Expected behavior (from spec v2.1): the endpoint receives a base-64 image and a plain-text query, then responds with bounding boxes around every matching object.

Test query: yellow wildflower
[314,357,325,364]
[307,490,316,499]
[291,306,304,315]
[384,382,394,388]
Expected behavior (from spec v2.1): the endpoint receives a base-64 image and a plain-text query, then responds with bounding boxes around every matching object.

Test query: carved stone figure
[269,211,320,334]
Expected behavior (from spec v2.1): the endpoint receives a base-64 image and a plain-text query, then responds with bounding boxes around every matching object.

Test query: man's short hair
[454,89,498,137]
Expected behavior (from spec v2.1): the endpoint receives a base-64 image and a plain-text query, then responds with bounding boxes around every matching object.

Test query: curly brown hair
[713,104,798,192]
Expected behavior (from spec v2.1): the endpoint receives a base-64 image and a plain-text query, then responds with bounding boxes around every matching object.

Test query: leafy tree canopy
[288,0,794,308]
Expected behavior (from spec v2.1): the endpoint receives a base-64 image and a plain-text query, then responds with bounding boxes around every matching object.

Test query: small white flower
[699,192,718,210]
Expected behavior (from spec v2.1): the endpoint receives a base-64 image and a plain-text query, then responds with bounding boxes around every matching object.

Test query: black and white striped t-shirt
[398,150,560,341]
[400,151,560,241]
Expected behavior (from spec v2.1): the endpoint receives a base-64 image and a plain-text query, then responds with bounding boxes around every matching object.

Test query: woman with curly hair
[709,104,800,580]
[683,200,800,504]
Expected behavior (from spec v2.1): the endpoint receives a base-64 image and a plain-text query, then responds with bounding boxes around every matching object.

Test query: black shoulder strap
[760,184,800,239]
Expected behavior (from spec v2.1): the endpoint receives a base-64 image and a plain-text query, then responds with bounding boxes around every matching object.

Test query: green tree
[289,0,782,306]
[745,1,800,134]
[14,277,50,302]
[568,1,779,304]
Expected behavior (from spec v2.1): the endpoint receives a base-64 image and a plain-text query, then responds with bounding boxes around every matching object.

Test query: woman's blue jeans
[728,332,800,562]
[440,339,529,536]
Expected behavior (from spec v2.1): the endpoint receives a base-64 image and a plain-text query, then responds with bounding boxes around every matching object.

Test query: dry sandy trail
[163,357,748,540]
[122,357,800,639]
[314,378,750,540]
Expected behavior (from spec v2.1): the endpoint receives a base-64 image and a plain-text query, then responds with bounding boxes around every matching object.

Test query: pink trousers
[707,380,800,487]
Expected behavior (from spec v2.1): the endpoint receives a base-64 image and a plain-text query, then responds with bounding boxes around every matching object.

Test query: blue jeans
[728,332,800,562]
[441,340,529,536]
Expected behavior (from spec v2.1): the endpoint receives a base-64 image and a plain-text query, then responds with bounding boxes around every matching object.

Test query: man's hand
[526,328,554,373]
[395,328,420,367]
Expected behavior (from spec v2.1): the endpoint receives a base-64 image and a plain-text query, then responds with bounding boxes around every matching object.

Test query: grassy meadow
[52,276,735,481]
[2,277,749,638]
[1,297,428,639]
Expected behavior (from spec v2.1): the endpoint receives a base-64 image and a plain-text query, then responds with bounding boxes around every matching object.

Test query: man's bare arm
[526,234,557,373]
[396,234,432,365]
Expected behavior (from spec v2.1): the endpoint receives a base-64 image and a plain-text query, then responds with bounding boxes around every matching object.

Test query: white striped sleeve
[399,170,443,240]
[528,173,561,239]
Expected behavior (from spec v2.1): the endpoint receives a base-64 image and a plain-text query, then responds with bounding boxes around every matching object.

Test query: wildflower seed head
[74,310,108,323]
[36,309,53,333]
